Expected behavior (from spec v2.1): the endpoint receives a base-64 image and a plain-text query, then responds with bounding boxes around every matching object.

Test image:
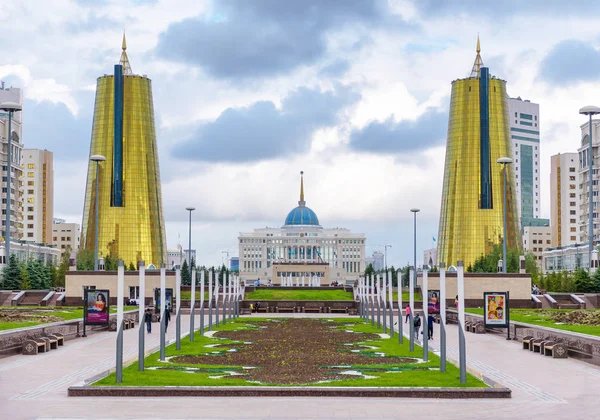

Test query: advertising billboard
[84,289,110,325]
[428,290,440,314]
[155,288,174,313]
[483,292,509,328]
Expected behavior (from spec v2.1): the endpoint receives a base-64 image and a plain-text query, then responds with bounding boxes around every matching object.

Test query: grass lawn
[95,317,485,388]
[0,306,138,331]
[466,308,600,337]
[179,291,210,300]
[245,289,353,301]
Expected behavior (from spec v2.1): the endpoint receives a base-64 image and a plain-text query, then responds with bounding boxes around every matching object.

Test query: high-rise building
[52,218,80,253]
[550,153,579,247]
[230,257,239,271]
[80,35,167,268]
[437,38,521,268]
[577,119,600,245]
[0,83,24,243]
[508,97,541,228]
[523,225,551,268]
[22,149,54,244]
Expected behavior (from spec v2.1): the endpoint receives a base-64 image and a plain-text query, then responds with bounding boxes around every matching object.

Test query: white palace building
[238,172,366,286]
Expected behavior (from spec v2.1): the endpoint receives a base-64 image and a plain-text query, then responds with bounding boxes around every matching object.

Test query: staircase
[537,294,554,309]
[550,293,580,310]
[0,291,18,306]
[18,291,49,306]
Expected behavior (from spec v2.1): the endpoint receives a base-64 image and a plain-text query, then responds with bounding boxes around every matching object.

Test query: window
[27,172,34,177]
[547,240,551,244]
[570,210,576,215]
[27,189,34,194]
[53,236,57,241]
[571,236,577,241]
[570,219,576,223]
[570,202,576,206]
[27,198,34,203]
[27,224,33,229]
[27,215,33,220]
[27,181,34,186]
[570,167,576,172]
[27,206,33,212]
[571,227,577,232]
[27,233,33,238]
[570,193,576,198]
[570,176,576,181]
[27,163,34,169]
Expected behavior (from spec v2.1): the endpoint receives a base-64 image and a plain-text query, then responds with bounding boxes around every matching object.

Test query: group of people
[330,281,340,286]
[142,307,171,334]
[405,305,436,340]
[532,284,540,295]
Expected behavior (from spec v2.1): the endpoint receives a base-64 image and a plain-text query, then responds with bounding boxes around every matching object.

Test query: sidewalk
[1,313,599,419]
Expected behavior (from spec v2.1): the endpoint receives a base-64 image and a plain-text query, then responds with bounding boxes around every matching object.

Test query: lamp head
[185,207,196,212]
[90,154,106,162]
[579,105,600,116]
[0,102,22,112]
[410,208,420,213]
[497,157,513,164]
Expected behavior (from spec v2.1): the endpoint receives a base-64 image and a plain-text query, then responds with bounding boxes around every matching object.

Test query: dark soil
[173,319,416,384]
[0,308,63,324]
[552,310,600,326]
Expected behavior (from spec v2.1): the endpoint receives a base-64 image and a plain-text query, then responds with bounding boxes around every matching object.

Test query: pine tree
[181,260,190,285]
[55,248,71,287]
[3,254,23,290]
[128,262,136,271]
[76,248,94,270]
[27,259,44,289]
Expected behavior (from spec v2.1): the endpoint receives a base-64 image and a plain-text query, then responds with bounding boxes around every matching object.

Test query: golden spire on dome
[469,34,484,78]
[299,171,305,204]
[119,32,133,75]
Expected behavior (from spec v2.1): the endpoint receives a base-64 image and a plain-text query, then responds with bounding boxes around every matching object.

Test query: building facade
[577,119,600,246]
[0,240,61,267]
[238,172,366,285]
[550,153,579,247]
[22,149,53,244]
[230,256,239,271]
[543,244,599,273]
[80,35,167,268]
[508,97,540,228]
[424,247,438,268]
[437,39,521,268]
[52,219,80,254]
[166,246,196,270]
[364,251,384,271]
[0,83,24,243]
[523,225,551,268]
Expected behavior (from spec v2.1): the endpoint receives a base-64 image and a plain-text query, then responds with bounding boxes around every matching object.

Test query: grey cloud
[349,108,448,154]
[539,40,600,86]
[415,0,600,17]
[172,85,360,163]
[319,60,351,78]
[22,96,93,161]
[155,0,398,79]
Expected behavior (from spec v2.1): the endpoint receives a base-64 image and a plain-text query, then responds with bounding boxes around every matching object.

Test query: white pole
[159,264,166,361]
[176,267,181,349]
[422,266,429,361]
[397,269,403,343]
[191,268,196,318]
[440,263,447,372]
[302,274,305,287]
[409,267,415,352]
[458,261,466,384]
[138,261,145,326]
[388,269,393,337]
[117,262,124,331]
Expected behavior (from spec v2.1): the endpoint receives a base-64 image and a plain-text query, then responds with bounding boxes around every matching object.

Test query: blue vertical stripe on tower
[479,67,491,209]
[113,64,124,207]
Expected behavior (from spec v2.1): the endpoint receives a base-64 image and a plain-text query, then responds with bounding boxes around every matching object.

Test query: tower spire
[299,171,306,206]
[119,32,133,75]
[469,34,484,78]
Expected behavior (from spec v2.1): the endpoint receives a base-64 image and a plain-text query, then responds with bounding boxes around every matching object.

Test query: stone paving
[1,312,600,419]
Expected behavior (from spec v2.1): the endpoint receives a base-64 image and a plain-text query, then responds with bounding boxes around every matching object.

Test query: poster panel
[483,292,509,328]
[85,289,110,325]
[428,290,440,314]
[155,288,174,313]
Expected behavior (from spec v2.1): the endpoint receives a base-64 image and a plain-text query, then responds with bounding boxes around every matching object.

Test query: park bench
[465,321,472,332]
[543,342,568,358]
[48,333,64,346]
[531,339,547,353]
[22,338,47,355]
[257,307,269,313]
[329,307,347,314]
[303,307,322,313]
[240,307,252,315]
[46,336,59,350]
[126,319,135,329]
[276,306,295,313]
[522,336,535,350]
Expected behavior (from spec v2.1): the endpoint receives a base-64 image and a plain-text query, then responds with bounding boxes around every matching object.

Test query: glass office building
[80,36,167,267]
[437,39,521,268]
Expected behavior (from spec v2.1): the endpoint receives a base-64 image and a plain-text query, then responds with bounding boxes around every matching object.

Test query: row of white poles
[280,275,321,287]
[356,262,466,383]
[115,262,244,382]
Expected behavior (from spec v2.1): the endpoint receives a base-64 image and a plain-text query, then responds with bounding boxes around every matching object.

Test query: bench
[276,307,295,313]
[465,321,472,332]
[126,319,135,329]
[532,339,546,353]
[257,307,269,313]
[303,307,322,313]
[22,339,47,355]
[329,307,347,313]
[522,336,535,350]
[544,342,568,358]
[240,307,252,315]
[48,333,64,346]
[47,336,58,350]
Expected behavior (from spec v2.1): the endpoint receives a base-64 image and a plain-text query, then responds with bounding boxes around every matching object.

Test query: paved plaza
[1,313,600,419]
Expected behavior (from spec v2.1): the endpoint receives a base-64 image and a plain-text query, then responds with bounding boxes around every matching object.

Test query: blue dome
[284,206,320,226]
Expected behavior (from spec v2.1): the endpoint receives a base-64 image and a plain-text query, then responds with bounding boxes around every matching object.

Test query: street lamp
[0,102,22,260]
[497,157,513,274]
[579,106,600,273]
[90,154,106,271]
[185,207,195,280]
[222,251,230,268]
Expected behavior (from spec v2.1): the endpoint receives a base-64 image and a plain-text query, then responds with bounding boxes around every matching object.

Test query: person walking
[144,308,152,334]
[428,315,435,340]
[413,313,421,340]
[405,304,411,323]
[164,306,171,333]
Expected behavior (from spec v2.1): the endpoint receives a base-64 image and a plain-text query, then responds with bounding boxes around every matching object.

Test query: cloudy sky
[1,0,600,268]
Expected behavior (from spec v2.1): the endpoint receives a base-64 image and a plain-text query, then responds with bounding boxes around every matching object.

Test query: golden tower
[81,34,167,267]
[437,38,521,268]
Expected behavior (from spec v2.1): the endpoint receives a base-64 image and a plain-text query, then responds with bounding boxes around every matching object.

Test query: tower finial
[300,171,305,203]
[476,34,480,53]
[469,34,484,78]
[119,31,133,75]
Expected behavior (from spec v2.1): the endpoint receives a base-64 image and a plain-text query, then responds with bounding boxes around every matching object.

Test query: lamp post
[90,154,106,271]
[497,157,513,274]
[0,102,22,260]
[185,207,195,279]
[579,106,600,273]
[410,208,419,351]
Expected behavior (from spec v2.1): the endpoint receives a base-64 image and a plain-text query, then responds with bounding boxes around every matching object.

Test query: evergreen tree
[181,260,190,285]
[27,259,44,289]
[45,262,56,289]
[55,247,71,287]
[76,248,94,270]
[575,268,595,293]
[2,254,23,290]
[128,262,136,271]
[364,263,375,279]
